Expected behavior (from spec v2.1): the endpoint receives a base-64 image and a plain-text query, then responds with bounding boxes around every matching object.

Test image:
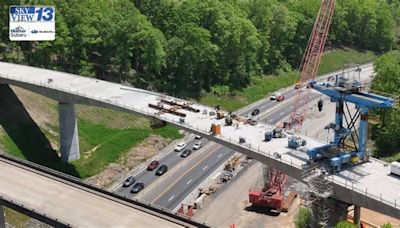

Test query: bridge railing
[327,173,399,210]
[2,71,399,212]
[0,192,71,227]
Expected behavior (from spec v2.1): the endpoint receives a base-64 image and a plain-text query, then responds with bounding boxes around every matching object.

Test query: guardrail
[0,153,211,228]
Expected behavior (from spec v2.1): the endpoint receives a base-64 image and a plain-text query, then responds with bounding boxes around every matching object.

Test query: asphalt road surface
[115,64,372,210]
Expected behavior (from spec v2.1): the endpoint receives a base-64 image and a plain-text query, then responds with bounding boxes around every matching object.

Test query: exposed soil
[84,135,171,188]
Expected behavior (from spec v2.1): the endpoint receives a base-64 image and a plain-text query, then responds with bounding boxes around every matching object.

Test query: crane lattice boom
[291,0,336,130]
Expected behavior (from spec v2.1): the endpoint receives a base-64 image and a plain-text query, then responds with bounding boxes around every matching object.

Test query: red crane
[291,0,336,131]
[249,0,336,212]
[249,168,288,211]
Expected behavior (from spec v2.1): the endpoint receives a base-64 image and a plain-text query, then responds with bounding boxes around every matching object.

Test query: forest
[0,0,399,98]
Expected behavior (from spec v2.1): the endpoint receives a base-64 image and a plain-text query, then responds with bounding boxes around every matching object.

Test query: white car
[193,142,203,150]
[175,142,187,152]
[195,135,202,139]
[270,92,281,100]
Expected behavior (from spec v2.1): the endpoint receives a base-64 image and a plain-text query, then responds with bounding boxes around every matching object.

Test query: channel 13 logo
[10,6,54,22]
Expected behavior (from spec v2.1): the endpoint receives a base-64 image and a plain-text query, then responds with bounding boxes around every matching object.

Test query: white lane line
[168,195,175,202]
[203,165,209,170]
[186,179,192,185]
[218,154,223,158]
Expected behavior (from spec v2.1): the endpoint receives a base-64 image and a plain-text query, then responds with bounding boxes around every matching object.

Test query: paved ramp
[0,155,204,227]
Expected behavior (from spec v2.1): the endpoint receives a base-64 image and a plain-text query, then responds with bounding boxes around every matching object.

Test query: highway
[2,62,398,219]
[114,65,370,210]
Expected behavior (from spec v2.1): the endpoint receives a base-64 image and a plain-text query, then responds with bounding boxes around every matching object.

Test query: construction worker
[318,99,323,112]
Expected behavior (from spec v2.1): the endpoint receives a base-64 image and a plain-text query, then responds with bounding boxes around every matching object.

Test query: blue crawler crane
[307,72,395,172]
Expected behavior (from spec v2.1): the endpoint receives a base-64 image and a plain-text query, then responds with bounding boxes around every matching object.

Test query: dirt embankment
[85,135,171,188]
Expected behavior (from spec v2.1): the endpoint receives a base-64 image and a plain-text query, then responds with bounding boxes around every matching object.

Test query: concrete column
[0,205,5,228]
[358,107,369,160]
[353,205,361,226]
[329,199,349,226]
[59,102,80,162]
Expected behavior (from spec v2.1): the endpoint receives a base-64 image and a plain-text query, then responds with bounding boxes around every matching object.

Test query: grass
[73,119,182,178]
[380,152,400,163]
[4,207,31,228]
[0,108,182,179]
[200,71,298,111]
[200,48,378,111]
[318,48,377,75]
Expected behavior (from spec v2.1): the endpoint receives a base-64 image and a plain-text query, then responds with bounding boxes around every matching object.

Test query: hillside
[0,85,183,182]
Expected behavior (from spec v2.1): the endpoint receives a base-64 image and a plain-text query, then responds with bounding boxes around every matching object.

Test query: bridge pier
[0,205,5,228]
[59,102,80,162]
[353,205,361,225]
[329,199,349,226]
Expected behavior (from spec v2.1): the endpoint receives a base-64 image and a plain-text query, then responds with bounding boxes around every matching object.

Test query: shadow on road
[0,84,80,177]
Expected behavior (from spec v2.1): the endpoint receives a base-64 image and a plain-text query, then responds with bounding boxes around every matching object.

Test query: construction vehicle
[264,128,286,141]
[284,0,395,225]
[224,155,240,172]
[288,135,306,149]
[216,110,225,119]
[249,167,294,212]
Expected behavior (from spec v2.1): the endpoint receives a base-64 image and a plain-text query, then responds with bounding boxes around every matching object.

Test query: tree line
[0,0,399,98]
[371,50,400,158]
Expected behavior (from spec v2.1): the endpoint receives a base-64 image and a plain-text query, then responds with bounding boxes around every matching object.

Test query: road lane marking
[168,195,175,202]
[150,144,221,203]
[186,179,192,185]
[218,154,223,158]
[203,165,208,170]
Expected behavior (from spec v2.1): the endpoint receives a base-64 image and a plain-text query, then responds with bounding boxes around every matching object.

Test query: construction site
[0,0,400,228]
[169,0,399,227]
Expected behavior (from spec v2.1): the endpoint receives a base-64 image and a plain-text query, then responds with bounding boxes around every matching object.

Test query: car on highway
[147,160,160,171]
[270,92,281,100]
[180,149,192,157]
[251,108,260,116]
[174,142,187,152]
[155,165,168,176]
[195,135,202,139]
[130,182,145,193]
[122,176,135,187]
[193,141,203,150]
[276,95,285,102]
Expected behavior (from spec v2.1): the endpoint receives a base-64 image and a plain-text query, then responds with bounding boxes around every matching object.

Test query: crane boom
[291,0,336,130]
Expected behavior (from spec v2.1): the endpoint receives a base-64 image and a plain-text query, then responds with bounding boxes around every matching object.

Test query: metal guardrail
[0,153,211,228]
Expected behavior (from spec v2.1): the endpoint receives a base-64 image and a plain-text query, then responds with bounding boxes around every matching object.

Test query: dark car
[180,149,192,157]
[122,176,135,187]
[130,182,145,193]
[251,108,260,116]
[147,160,160,171]
[155,165,168,176]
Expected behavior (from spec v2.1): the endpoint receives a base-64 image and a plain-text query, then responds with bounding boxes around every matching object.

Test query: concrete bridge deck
[0,62,399,220]
[0,154,206,227]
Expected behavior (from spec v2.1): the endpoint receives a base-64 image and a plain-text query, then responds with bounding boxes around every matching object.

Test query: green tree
[335,221,356,228]
[372,51,400,157]
[295,207,311,228]
[381,223,393,228]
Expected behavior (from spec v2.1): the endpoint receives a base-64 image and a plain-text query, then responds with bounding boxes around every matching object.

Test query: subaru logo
[31,30,38,34]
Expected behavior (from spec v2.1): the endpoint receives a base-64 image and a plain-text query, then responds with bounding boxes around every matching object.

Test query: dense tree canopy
[371,51,400,158]
[0,0,399,98]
